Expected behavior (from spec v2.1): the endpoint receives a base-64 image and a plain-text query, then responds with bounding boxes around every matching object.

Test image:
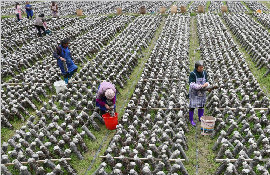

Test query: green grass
[83,16,167,175]
[1,13,35,19]
[187,1,193,9]
[206,1,211,13]
[185,15,219,175]
[107,13,116,18]
[2,75,13,82]
[1,15,16,19]
[185,111,219,175]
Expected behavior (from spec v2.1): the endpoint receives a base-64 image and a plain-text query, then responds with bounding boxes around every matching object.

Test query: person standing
[25,1,33,19]
[53,38,78,84]
[188,60,210,126]
[96,82,117,116]
[34,14,46,37]
[51,1,59,18]
[15,3,23,22]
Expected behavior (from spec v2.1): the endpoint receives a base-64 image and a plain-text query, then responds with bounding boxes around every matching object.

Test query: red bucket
[102,112,118,130]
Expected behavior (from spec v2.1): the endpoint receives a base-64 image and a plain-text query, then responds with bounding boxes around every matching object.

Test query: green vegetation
[206,1,211,12]
[107,13,116,18]
[1,15,16,19]
[190,12,197,16]
[1,88,55,144]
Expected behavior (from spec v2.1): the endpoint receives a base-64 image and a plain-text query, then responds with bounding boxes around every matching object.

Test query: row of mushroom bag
[208,1,224,14]
[226,1,248,13]
[1,15,165,174]
[1,15,134,129]
[244,1,269,13]
[2,16,107,79]
[222,13,270,77]
[196,13,270,174]
[95,14,191,175]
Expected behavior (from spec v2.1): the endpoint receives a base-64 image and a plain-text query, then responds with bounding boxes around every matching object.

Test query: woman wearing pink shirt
[15,3,24,22]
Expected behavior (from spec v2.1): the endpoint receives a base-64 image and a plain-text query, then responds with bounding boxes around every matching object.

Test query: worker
[188,60,209,126]
[51,1,59,18]
[53,38,78,84]
[96,82,116,116]
[34,14,46,37]
[25,1,33,20]
[15,2,23,22]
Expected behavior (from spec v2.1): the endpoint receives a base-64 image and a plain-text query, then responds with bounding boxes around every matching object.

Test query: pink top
[15,5,22,14]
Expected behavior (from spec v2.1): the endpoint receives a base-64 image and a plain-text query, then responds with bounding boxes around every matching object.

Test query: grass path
[76,16,167,175]
[185,16,219,175]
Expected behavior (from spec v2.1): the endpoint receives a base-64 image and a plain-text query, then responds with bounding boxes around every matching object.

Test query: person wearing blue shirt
[25,1,33,20]
[53,38,78,84]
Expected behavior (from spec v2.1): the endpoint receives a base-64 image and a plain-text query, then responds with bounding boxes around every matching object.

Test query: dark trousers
[16,14,20,21]
[26,11,33,19]
[63,68,77,79]
[190,106,204,111]
[35,25,45,37]
[27,14,33,19]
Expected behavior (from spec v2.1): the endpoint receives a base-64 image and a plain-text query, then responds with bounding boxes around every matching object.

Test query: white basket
[53,80,67,94]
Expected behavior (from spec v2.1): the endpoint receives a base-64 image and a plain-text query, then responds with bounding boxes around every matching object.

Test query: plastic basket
[102,112,118,130]
[53,80,67,94]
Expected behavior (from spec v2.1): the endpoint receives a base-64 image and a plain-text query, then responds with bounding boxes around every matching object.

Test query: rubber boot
[189,110,196,126]
[198,108,204,121]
